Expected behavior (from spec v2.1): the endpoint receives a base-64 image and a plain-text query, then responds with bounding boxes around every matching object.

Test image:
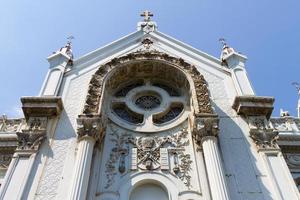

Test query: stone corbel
[17,97,63,153]
[77,115,104,142]
[192,115,219,149]
[232,96,279,151]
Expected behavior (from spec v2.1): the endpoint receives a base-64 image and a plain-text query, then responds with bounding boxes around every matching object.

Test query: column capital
[193,117,219,147]
[77,115,104,142]
[248,116,279,151]
[16,117,47,154]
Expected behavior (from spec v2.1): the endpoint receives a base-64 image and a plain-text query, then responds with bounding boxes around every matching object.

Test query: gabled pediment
[69,29,230,78]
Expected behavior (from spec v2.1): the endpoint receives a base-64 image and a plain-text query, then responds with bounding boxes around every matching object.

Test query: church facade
[0,12,300,200]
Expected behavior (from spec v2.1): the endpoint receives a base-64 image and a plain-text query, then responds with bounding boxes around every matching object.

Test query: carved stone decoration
[77,115,103,141]
[82,50,213,116]
[104,126,192,189]
[250,129,279,149]
[0,116,24,133]
[16,117,47,151]
[104,127,131,189]
[248,116,279,150]
[141,38,153,50]
[192,116,219,149]
[0,154,13,169]
[284,153,300,169]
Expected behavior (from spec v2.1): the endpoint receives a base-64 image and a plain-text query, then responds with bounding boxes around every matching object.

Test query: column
[0,97,63,199]
[233,96,300,199]
[68,115,103,200]
[193,117,230,200]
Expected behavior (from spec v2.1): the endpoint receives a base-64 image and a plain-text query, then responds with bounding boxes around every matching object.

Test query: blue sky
[1,1,300,118]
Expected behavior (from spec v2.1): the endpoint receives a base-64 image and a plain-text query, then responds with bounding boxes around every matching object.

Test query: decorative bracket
[232,96,279,151]
[17,97,63,153]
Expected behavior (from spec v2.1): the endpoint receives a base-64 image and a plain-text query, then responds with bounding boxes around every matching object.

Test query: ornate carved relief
[0,117,24,132]
[16,117,47,151]
[104,126,192,189]
[0,154,13,169]
[77,115,104,141]
[284,153,300,170]
[83,50,213,116]
[192,117,219,149]
[248,116,279,150]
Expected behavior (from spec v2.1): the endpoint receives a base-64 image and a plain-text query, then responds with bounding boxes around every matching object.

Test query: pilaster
[40,43,73,96]
[193,116,230,200]
[0,97,63,200]
[68,114,104,200]
[233,95,300,199]
[221,43,254,96]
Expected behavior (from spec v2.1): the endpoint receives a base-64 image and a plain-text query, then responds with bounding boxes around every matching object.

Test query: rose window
[135,95,161,110]
[108,80,187,132]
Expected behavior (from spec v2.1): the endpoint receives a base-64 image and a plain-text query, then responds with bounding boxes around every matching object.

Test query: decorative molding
[192,116,219,149]
[77,115,104,141]
[16,117,47,152]
[250,128,279,150]
[232,96,274,119]
[21,96,63,120]
[82,50,213,116]
[0,117,24,133]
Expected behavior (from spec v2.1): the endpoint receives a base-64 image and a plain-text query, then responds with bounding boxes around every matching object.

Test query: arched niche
[130,183,168,200]
[82,50,213,118]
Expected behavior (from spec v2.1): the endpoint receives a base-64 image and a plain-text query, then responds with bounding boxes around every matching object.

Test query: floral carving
[192,117,219,149]
[82,50,213,116]
[77,115,104,141]
[248,116,279,150]
[104,126,192,188]
[104,127,131,189]
[16,117,47,151]
[250,129,279,149]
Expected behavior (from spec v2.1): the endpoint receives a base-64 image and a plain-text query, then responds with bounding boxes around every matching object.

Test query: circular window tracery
[111,80,186,129]
[135,95,161,110]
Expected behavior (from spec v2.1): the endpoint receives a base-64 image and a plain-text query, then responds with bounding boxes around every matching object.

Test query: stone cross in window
[141,10,153,22]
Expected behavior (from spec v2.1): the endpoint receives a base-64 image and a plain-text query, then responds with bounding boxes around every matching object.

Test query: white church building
[0,11,300,200]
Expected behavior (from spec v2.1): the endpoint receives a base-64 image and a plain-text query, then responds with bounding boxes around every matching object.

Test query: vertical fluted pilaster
[69,137,96,200]
[202,136,229,200]
[68,115,103,200]
[193,117,230,200]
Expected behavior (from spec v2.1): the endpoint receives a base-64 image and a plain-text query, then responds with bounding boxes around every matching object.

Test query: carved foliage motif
[248,116,279,149]
[83,50,213,116]
[0,154,13,169]
[284,153,300,169]
[193,117,219,148]
[104,126,192,189]
[17,117,47,151]
[77,115,104,141]
[0,117,24,132]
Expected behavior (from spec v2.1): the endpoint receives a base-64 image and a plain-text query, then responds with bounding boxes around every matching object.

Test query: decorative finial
[65,35,74,62]
[219,38,227,48]
[219,38,235,64]
[292,82,300,96]
[141,10,153,22]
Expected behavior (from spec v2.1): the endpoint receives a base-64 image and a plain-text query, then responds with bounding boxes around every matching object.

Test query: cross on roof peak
[141,10,153,22]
